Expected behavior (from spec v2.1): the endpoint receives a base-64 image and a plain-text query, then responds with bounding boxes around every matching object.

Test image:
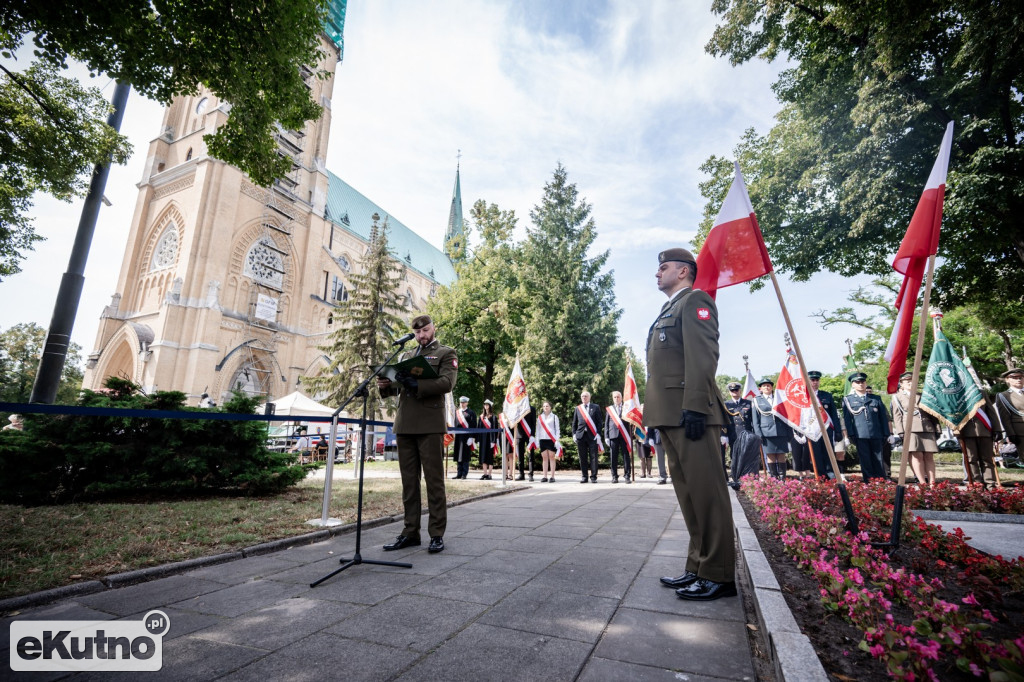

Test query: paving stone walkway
[3,482,757,681]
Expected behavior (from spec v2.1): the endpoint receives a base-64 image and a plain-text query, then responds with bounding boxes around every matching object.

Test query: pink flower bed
[743,477,1024,680]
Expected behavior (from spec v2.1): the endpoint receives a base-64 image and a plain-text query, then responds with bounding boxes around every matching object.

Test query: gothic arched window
[244,238,284,289]
[150,223,179,271]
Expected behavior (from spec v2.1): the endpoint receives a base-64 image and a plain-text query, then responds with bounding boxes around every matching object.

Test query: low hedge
[0,378,305,504]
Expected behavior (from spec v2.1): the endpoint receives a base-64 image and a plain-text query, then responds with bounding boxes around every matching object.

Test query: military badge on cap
[807,371,822,380]
[727,382,741,390]
[848,371,868,382]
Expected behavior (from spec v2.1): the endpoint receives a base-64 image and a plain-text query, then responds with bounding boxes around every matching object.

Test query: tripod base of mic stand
[310,553,413,588]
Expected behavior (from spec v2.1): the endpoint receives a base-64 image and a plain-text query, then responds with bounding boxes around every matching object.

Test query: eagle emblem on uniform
[697,308,710,320]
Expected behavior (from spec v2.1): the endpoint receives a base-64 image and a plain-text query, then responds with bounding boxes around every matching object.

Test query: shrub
[0,378,306,504]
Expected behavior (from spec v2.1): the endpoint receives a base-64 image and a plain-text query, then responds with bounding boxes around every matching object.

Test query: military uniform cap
[411,314,433,329]
[899,371,913,381]
[757,377,774,386]
[848,371,867,382]
[658,248,696,264]
[727,381,741,390]
[459,396,469,403]
[807,371,822,380]
[1001,368,1024,378]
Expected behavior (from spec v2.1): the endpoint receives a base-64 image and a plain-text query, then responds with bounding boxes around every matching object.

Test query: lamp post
[30,82,131,403]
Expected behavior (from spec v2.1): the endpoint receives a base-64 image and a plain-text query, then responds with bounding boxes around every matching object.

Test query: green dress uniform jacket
[645,287,734,584]
[644,288,726,428]
[388,339,458,434]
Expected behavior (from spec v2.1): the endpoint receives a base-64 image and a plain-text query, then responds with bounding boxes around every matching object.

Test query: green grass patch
[0,477,498,600]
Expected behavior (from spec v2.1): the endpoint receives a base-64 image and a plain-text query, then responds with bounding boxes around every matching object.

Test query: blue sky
[2,0,878,381]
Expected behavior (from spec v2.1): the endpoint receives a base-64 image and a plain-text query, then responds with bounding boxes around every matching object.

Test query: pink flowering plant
[743,476,1024,680]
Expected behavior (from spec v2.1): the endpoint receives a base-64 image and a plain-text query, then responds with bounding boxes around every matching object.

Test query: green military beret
[658,248,696,265]
[411,314,433,329]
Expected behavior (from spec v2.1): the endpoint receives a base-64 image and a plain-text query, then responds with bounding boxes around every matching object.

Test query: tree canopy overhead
[1,0,331,278]
[698,0,1024,314]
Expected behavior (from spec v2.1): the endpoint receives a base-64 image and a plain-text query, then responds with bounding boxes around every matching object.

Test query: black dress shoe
[625,478,633,484]
[658,478,667,485]
[516,474,526,481]
[612,477,619,483]
[528,475,534,482]
[676,579,737,601]
[383,535,420,551]
[428,537,444,553]
[580,478,588,484]
[660,571,699,588]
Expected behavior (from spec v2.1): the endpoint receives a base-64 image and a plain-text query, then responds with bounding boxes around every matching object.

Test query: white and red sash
[605,406,633,455]
[519,418,538,451]
[456,409,475,450]
[538,414,564,457]
[577,404,604,453]
[481,415,497,454]
[499,414,515,448]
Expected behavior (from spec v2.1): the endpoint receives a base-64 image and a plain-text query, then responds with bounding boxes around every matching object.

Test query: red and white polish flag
[694,162,774,299]
[884,121,954,394]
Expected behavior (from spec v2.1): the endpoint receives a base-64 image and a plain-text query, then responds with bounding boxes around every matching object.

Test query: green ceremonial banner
[842,354,859,396]
[919,329,985,430]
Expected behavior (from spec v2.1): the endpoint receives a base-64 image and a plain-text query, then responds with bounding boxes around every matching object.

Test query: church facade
[81,12,460,405]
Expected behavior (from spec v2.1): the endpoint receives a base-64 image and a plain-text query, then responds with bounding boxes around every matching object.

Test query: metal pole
[31,82,131,403]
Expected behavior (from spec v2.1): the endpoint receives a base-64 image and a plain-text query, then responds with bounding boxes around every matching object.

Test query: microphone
[393,332,415,346]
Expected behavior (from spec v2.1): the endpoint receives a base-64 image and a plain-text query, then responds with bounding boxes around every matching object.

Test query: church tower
[443,158,466,262]
[82,3,455,404]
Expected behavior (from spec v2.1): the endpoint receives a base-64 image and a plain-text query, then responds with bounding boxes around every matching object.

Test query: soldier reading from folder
[377,315,458,554]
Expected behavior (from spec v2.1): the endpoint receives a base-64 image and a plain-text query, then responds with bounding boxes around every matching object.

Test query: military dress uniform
[571,400,604,482]
[842,389,890,481]
[646,276,734,588]
[890,391,939,453]
[995,371,1024,454]
[809,388,841,478]
[956,396,998,489]
[751,388,792,478]
[382,334,458,543]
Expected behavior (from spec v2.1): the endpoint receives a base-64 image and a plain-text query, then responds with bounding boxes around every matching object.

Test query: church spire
[444,152,465,261]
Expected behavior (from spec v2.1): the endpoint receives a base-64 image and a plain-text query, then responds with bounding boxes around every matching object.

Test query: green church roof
[324,171,457,286]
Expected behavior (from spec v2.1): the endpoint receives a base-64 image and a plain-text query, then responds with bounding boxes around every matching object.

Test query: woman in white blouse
[537,401,560,482]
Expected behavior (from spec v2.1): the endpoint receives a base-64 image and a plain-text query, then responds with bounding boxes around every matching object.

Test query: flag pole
[768,271,859,534]
[878,252,938,551]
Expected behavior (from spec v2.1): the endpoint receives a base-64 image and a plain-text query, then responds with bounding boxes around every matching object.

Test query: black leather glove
[679,410,706,441]
[396,371,419,393]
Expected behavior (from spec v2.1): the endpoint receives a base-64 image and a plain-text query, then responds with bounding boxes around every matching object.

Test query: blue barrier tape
[0,402,504,435]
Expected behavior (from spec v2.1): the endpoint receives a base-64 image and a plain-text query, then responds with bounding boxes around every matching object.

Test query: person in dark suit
[377,315,458,554]
[804,371,840,479]
[571,390,604,483]
[724,381,759,488]
[604,391,633,483]
[751,378,791,479]
[647,248,735,602]
[477,399,497,480]
[452,396,477,480]
[515,405,538,481]
[842,372,890,481]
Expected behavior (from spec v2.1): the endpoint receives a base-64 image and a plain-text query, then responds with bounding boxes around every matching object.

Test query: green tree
[516,165,622,418]
[0,61,132,278]
[700,0,1024,315]
[428,200,522,408]
[812,276,1022,391]
[1,0,332,278]
[304,215,408,414]
[0,322,83,404]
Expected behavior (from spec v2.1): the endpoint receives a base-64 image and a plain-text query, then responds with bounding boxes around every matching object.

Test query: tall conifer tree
[518,165,621,416]
[305,214,408,414]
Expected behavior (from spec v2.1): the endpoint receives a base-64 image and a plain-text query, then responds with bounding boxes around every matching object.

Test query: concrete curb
[0,485,527,614]
[911,510,1024,524]
[732,489,829,682]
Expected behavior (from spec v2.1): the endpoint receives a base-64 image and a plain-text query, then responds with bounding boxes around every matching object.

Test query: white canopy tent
[258,391,336,417]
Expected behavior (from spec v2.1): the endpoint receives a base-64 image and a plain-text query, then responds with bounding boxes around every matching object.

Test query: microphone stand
[311,341,413,587]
